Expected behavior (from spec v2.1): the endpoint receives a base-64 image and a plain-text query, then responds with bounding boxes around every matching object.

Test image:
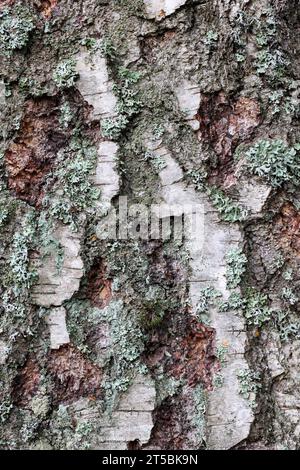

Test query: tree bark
[0,0,300,450]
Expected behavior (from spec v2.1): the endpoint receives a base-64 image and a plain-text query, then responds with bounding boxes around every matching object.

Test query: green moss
[115,135,161,205]
[36,214,65,275]
[80,37,116,57]
[140,284,177,330]
[106,241,135,273]
[140,299,168,330]
[230,10,251,65]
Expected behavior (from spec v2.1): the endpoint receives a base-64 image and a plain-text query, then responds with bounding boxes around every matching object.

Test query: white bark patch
[94,141,121,237]
[75,51,118,120]
[144,0,187,19]
[0,80,5,107]
[0,340,9,365]
[97,374,156,449]
[69,375,156,450]
[265,335,285,380]
[151,141,254,449]
[31,223,84,307]
[175,80,201,131]
[94,141,120,210]
[46,307,70,350]
[151,146,183,186]
[75,50,121,218]
[237,179,271,216]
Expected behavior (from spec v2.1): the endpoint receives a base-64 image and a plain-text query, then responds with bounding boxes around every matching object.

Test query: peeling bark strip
[1,0,300,451]
[94,141,120,211]
[31,223,84,307]
[144,0,187,19]
[75,50,118,121]
[97,375,156,450]
[153,142,254,449]
[46,306,70,349]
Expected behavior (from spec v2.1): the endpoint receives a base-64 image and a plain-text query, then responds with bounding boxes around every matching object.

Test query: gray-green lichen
[0,4,36,54]
[0,0,300,452]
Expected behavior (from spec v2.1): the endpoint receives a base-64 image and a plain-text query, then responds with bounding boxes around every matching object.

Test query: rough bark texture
[0,0,300,450]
